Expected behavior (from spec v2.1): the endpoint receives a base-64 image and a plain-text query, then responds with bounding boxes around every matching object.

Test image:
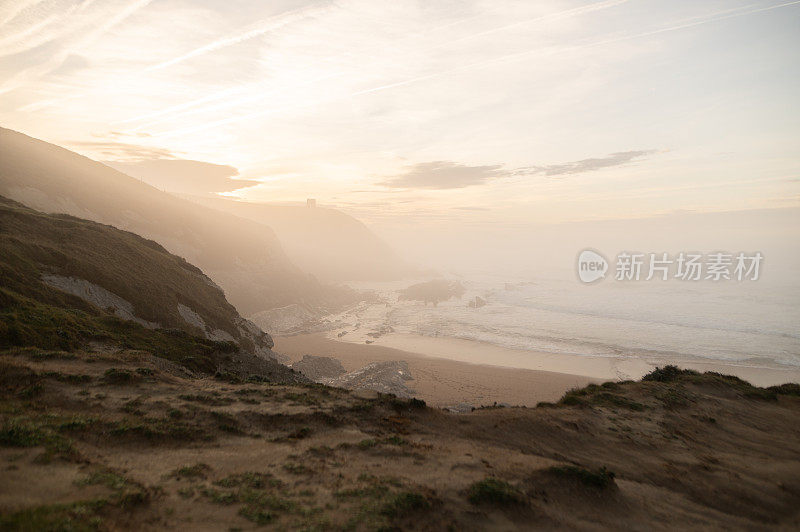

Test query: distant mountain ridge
[0,127,354,319]
[187,196,412,283]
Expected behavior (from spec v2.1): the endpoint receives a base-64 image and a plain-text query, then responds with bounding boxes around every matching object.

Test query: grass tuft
[467,478,523,506]
[547,465,616,489]
[381,491,431,517]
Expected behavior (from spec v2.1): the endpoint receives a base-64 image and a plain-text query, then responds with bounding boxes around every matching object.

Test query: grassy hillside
[0,127,354,316]
[0,350,798,530]
[0,196,295,377]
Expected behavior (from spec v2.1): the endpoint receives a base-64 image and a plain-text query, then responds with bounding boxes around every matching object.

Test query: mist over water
[339,275,800,369]
[336,208,800,372]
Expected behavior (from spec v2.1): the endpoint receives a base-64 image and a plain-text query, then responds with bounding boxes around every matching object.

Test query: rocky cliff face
[0,196,276,363]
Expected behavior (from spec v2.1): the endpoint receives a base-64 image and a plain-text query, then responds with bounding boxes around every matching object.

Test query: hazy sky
[1,0,799,235]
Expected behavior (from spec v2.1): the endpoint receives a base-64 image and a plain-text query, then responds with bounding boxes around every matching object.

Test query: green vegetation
[558,384,645,411]
[354,436,407,450]
[657,386,694,409]
[0,197,259,374]
[283,391,320,405]
[0,466,148,531]
[238,505,274,525]
[215,472,280,490]
[0,417,76,460]
[41,371,92,384]
[381,491,431,517]
[105,416,204,442]
[199,474,299,526]
[768,383,800,396]
[0,196,243,341]
[644,366,783,401]
[547,465,616,488]
[643,365,699,382]
[170,463,211,480]
[0,499,107,531]
[76,469,136,492]
[14,347,78,361]
[287,426,312,439]
[467,478,523,506]
[178,393,235,406]
[283,463,309,475]
[0,289,238,373]
[103,368,136,384]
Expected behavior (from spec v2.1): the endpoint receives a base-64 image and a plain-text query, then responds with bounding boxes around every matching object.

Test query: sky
[1,0,799,257]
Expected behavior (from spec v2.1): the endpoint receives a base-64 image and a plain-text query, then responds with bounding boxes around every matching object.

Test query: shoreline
[274,332,800,407]
[360,332,800,387]
[274,333,598,407]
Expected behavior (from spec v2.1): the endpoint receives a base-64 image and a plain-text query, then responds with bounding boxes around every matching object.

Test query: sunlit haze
[3,3,800,525]
[2,0,799,269]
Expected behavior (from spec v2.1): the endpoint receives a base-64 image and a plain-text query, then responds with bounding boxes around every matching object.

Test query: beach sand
[275,333,598,407]
[274,333,800,408]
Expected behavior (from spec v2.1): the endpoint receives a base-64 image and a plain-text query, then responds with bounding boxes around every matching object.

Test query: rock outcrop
[290,355,347,381]
[325,361,415,398]
[398,279,465,306]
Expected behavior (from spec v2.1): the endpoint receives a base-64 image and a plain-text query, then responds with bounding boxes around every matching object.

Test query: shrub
[467,478,522,506]
[238,506,273,525]
[548,465,616,488]
[287,427,311,439]
[381,491,431,517]
[103,368,136,384]
[642,365,698,382]
[170,463,211,480]
[767,383,800,397]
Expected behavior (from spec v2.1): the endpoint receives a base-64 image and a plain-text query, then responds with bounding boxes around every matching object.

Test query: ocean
[330,275,800,370]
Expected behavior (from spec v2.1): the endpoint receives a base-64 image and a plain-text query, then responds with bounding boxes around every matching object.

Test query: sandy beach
[274,333,598,407]
[274,332,800,408]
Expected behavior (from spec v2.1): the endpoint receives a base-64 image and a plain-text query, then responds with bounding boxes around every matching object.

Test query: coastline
[366,333,800,387]
[274,333,597,407]
[274,332,800,407]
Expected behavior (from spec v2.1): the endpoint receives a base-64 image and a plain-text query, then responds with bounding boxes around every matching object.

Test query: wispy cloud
[105,158,259,194]
[380,161,506,189]
[143,3,329,72]
[380,151,657,189]
[144,0,799,140]
[0,0,155,95]
[514,150,657,177]
[69,140,175,161]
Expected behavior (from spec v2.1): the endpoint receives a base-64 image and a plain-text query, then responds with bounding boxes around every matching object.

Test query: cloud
[143,3,328,72]
[70,140,174,161]
[104,158,260,195]
[514,150,657,177]
[380,161,505,189]
[380,150,656,189]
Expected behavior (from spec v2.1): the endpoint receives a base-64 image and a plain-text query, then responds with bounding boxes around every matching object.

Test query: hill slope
[0,127,352,317]
[188,196,411,283]
[0,196,301,378]
[0,353,798,530]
